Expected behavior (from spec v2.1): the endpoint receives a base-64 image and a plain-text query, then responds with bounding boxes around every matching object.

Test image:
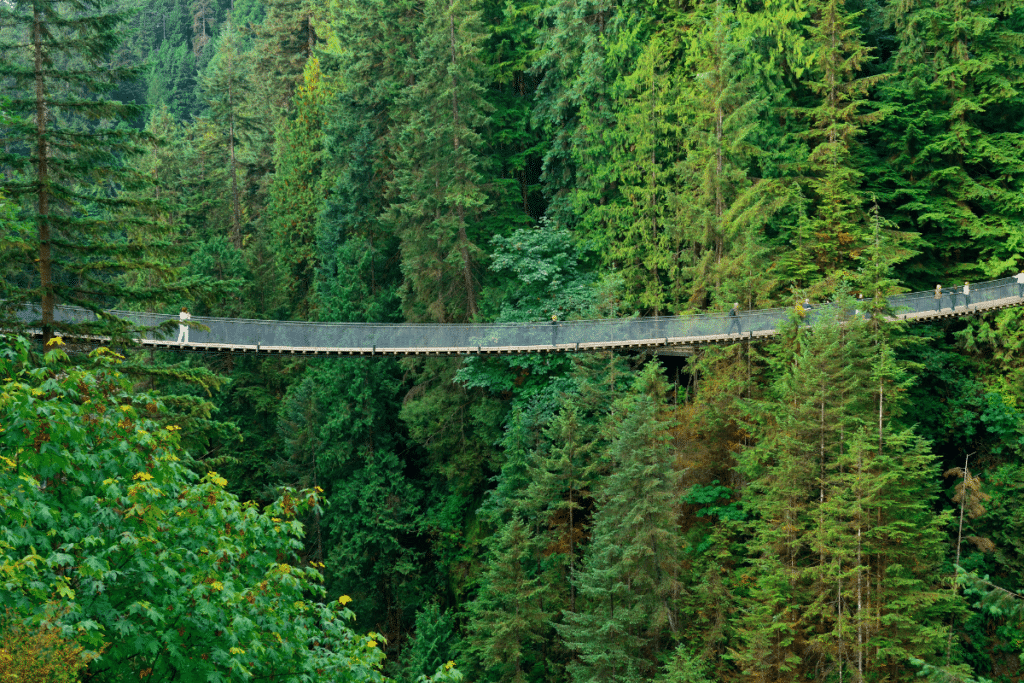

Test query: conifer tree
[200,21,260,250]
[266,54,335,315]
[879,0,1024,283]
[250,0,318,114]
[467,517,554,683]
[387,0,491,322]
[524,403,595,614]
[559,363,684,683]
[578,33,685,315]
[733,309,872,680]
[736,299,961,680]
[675,0,789,310]
[531,0,634,228]
[786,0,888,285]
[0,0,202,343]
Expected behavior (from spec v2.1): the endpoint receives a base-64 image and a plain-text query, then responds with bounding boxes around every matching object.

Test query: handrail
[5,276,1021,356]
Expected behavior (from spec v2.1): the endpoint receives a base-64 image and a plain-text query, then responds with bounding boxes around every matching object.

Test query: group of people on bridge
[933,282,973,311]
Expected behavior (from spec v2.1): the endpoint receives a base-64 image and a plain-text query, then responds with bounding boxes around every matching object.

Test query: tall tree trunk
[34,3,54,346]
[229,108,241,248]
[449,7,477,319]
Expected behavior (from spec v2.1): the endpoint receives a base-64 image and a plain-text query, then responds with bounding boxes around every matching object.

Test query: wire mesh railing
[6,276,1022,353]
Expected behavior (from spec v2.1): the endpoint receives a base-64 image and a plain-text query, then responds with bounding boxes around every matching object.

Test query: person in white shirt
[177,306,191,343]
[963,281,971,308]
[1016,271,1024,298]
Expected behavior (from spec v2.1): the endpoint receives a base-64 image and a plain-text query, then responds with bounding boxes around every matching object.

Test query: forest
[3,0,1024,680]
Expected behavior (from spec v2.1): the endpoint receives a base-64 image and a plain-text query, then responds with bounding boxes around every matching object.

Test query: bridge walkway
[13,277,1023,357]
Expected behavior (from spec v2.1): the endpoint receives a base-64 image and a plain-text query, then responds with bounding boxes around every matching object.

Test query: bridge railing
[7,275,1020,351]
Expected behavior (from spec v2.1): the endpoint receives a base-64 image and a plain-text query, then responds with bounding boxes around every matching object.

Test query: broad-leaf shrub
[0,608,96,683]
[0,335,386,681]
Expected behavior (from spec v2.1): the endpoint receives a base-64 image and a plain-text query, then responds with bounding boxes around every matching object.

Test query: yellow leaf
[229,646,245,655]
[367,640,377,648]
[338,595,352,605]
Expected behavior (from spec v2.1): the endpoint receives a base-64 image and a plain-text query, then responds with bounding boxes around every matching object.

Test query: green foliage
[402,605,462,683]
[0,0,209,342]
[0,335,388,681]
[734,308,960,681]
[386,0,492,322]
[682,481,746,522]
[559,362,684,683]
[877,0,1024,284]
[0,609,98,683]
[466,517,554,683]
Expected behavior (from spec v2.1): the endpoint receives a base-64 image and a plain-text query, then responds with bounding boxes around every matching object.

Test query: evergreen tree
[733,309,872,681]
[878,0,1024,285]
[785,0,888,286]
[200,20,260,250]
[250,0,318,115]
[735,303,961,681]
[675,0,790,310]
[559,363,684,683]
[525,403,595,614]
[578,31,685,315]
[531,0,633,228]
[387,0,492,323]
[265,54,337,316]
[0,0,204,343]
[466,517,554,683]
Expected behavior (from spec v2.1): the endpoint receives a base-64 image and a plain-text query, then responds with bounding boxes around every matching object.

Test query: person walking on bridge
[963,282,971,309]
[1016,271,1024,298]
[934,284,943,311]
[727,303,741,335]
[177,306,191,343]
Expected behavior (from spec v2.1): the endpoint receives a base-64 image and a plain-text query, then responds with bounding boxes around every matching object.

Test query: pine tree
[785,0,888,286]
[675,0,790,310]
[0,0,204,343]
[559,363,684,683]
[466,517,554,683]
[250,0,318,114]
[578,31,685,315]
[524,403,595,614]
[531,0,635,228]
[200,21,260,250]
[265,53,335,316]
[733,309,872,680]
[387,0,491,322]
[735,299,962,681]
[878,0,1024,285]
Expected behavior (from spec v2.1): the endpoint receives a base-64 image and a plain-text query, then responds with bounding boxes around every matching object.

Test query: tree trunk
[34,3,54,346]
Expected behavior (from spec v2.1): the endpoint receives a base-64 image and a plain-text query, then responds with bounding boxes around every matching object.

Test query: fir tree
[578,31,685,315]
[0,0,203,343]
[265,53,335,316]
[200,20,260,250]
[735,303,961,681]
[786,0,888,285]
[531,0,632,228]
[387,0,492,322]
[559,363,684,683]
[676,0,789,310]
[878,0,1024,284]
[466,517,554,683]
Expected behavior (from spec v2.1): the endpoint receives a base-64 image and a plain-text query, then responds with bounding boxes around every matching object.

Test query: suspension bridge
[11,277,1024,357]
